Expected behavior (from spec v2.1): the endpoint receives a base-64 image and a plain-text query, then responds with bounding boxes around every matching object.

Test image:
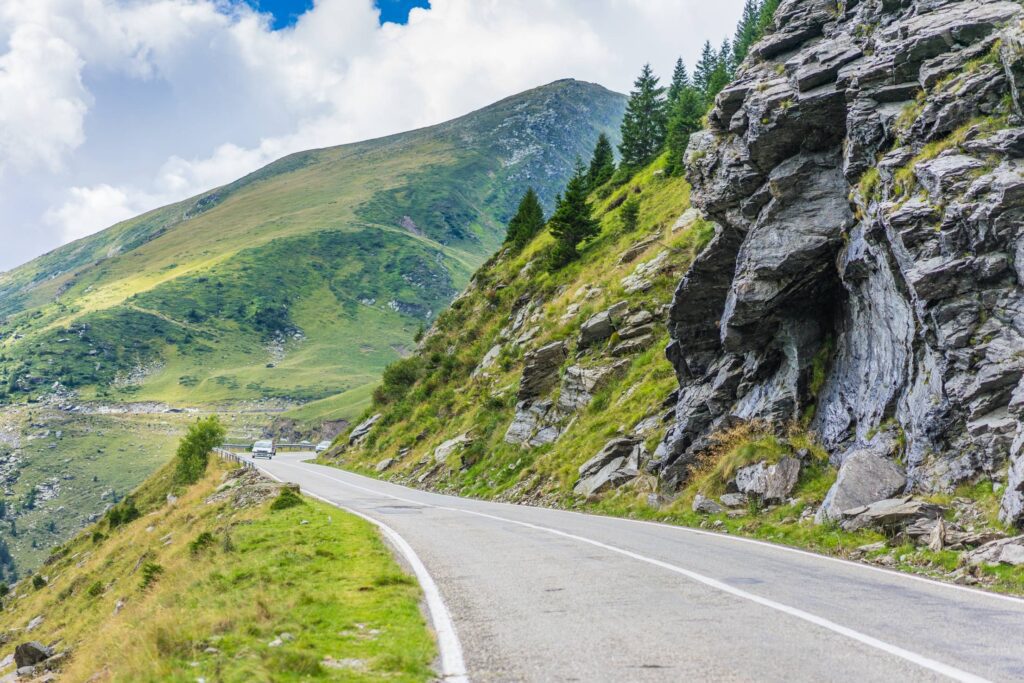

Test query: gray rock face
[574,437,644,496]
[656,0,1024,502]
[719,492,748,508]
[733,457,801,503]
[818,450,907,523]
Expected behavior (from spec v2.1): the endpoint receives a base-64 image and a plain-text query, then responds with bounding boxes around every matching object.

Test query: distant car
[251,440,276,459]
[315,440,332,454]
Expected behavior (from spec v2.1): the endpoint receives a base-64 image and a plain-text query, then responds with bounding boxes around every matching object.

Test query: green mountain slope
[0,79,625,421]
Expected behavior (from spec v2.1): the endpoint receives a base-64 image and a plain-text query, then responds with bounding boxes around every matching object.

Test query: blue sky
[0,0,745,270]
[244,0,430,29]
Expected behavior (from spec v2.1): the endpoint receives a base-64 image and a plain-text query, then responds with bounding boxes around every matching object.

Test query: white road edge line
[258,465,469,683]
[305,456,1024,606]
[268,459,993,683]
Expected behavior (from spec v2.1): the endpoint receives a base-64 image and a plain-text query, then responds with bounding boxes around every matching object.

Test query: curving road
[247,451,1024,683]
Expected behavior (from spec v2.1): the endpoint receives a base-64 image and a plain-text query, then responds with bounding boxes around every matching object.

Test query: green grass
[0,459,437,682]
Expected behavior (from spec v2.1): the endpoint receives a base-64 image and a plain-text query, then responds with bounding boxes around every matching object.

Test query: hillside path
[250,451,1024,683]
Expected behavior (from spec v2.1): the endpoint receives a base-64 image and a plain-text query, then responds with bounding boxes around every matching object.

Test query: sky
[0,0,745,272]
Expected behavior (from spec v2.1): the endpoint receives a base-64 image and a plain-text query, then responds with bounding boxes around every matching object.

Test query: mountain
[326,0,1024,592]
[0,79,625,577]
[0,79,625,422]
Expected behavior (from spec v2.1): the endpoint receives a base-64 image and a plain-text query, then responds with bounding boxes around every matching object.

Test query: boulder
[734,457,801,503]
[719,493,748,508]
[14,642,52,669]
[375,457,395,473]
[693,493,724,515]
[574,437,642,496]
[433,433,472,464]
[578,311,613,348]
[839,496,944,532]
[817,450,906,522]
[963,535,1024,567]
[517,341,567,400]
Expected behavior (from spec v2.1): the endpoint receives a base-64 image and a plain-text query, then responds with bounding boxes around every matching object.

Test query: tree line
[502,0,779,268]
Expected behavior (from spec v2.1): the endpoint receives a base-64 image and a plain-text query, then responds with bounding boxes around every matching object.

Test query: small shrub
[91,531,106,544]
[189,531,216,555]
[140,562,164,589]
[107,498,140,529]
[32,574,47,589]
[270,487,305,511]
[174,415,226,485]
[0,582,8,597]
[87,581,104,597]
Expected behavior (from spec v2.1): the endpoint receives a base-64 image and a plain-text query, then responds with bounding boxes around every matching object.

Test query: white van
[251,440,276,459]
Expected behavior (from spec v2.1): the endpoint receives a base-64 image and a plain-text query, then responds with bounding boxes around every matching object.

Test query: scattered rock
[621,251,670,293]
[719,493,748,509]
[24,617,43,633]
[963,535,1024,567]
[433,433,472,465]
[733,457,800,503]
[471,344,502,378]
[517,341,567,400]
[348,414,382,446]
[375,458,395,473]
[672,208,701,233]
[692,493,724,515]
[840,496,944,532]
[574,437,643,496]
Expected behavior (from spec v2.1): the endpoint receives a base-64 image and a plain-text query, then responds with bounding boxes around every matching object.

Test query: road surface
[246,451,1024,682]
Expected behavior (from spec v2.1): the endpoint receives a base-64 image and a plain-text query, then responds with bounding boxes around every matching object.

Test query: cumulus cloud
[0,0,745,270]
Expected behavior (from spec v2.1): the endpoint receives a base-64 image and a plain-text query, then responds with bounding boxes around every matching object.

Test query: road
[247,451,1024,682]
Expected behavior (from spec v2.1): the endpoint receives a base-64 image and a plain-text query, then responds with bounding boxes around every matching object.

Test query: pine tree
[732,0,761,65]
[705,40,733,103]
[757,0,781,34]
[617,64,667,170]
[664,85,705,176]
[548,160,599,267]
[693,41,717,105]
[667,57,690,105]
[504,188,546,250]
[585,133,616,190]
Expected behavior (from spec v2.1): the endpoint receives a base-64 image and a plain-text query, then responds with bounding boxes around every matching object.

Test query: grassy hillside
[0,80,625,423]
[324,154,1024,595]
[0,457,436,682]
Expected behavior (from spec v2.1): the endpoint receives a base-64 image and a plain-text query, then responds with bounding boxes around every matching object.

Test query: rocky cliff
[655,0,1024,526]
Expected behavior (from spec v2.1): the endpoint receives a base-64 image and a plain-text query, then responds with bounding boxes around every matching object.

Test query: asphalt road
[247,451,1024,683]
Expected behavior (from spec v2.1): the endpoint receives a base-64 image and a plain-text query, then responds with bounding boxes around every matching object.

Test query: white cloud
[0,0,745,270]
[45,183,137,242]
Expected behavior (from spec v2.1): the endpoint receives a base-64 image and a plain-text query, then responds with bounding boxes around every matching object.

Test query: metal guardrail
[214,447,254,469]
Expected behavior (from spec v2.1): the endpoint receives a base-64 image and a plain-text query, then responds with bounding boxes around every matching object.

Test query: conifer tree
[664,86,704,177]
[705,40,733,103]
[617,64,667,170]
[548,160,599,267]
[732,0,761,65]
[693,41,717,105]
[585,133,616,190]
[667,57,690,105]
[504,188,546,249]
[757,0,781,34]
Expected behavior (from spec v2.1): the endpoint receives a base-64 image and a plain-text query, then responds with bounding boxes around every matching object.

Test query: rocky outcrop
[655,0,1024,511]
[963,535,1024,566]
[349,414,382,446]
